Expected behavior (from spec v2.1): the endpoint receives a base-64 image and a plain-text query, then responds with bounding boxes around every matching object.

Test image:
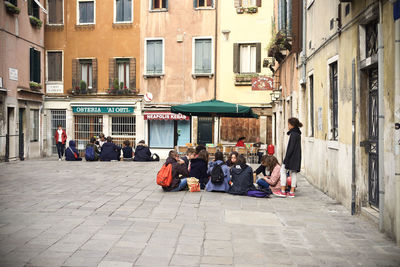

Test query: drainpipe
[301,0,307,82]
[351,59,356,215]
[378,0,385,232]
[393,1,400,245]
[214,0,218,100]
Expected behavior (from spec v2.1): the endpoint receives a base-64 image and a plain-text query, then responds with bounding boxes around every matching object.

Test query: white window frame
[46,50,64,83]
[144,38,165,76]
[46,0,64,25]
[307,70,314,138]
[327,55,339,142]
[238,42,257,74]
[114,0,134,24]
[242,0,257,7]
[195,0,214,10]
[192,36,214,76]
[76,0,96,25]
[116,58,130,89]
[78,58,93,89]
[149,0,168,12]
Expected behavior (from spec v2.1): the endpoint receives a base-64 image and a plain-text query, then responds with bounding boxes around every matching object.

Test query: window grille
[74,115,103,155]
[111,116,135,136]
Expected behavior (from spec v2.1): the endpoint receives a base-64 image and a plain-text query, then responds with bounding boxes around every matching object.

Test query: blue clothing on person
[133,144,152,161]
[100,142,121,161]
[65,140,82,161]
[205,160,231,192]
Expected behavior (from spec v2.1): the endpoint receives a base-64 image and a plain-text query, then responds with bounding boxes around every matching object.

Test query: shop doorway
[197,117,213,145]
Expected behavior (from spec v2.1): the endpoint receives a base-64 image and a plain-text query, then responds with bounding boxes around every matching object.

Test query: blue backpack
[85,146,95,161]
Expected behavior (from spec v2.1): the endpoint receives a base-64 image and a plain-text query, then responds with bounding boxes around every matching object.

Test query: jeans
[256,178,270,189]
[56,142,65,159]
[280,164,297,187]
[171,178,188,192]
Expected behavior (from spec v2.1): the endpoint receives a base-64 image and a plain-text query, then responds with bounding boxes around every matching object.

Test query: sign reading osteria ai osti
[72,106,134,114]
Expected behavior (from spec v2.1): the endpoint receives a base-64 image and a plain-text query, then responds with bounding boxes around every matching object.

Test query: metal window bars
[51,110,66,154]
[74,115,103,156]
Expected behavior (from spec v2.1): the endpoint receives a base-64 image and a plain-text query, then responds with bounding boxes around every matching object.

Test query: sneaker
[273,191,287,197]
[288,192,295,198]
[58,158,62,161]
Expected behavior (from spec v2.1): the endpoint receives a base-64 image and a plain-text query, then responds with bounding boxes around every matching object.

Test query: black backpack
[210,163,225,184]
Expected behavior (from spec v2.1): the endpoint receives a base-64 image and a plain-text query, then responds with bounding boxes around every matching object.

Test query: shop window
[48,0,63,24]
[111,116,135,136]
[30,109,39,142]
[149,120,174,148]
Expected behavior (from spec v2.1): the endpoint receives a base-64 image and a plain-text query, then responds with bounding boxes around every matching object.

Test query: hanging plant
[4,1,20,15]
[29,16,43,29]
[29,82,42,91]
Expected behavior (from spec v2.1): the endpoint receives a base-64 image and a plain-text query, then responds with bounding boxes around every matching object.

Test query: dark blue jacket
[65,140,82,161]
[228,164,256,195]
[122,146,133,159]
[189,158,208,189]
[133,144,151,161]
[100,142,120,161]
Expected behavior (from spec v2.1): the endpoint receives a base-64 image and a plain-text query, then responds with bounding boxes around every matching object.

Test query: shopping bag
[186,177,200,192]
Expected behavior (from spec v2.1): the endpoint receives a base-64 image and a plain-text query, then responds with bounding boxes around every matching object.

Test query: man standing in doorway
[54,125,67,161]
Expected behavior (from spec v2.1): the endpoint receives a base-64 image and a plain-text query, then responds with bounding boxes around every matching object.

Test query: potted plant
[4,1,20,15]
[79,80,87,94]
[29,82,41,91]
[29,16,43,29]
[247,7,258,14]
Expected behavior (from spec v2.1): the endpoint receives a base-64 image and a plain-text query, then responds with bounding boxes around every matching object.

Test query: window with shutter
[78,0,95,24]
[47,51,62,82]
[329,61,338,140]
[116,59,130,88]
[151,0,167,10]
[48,0,63,24]
[28,0,40,18]
[9,0,17,6]
[115,0,132,23]
[234,0,242,8]
[239,44,257,73]
[80,60,93,89]
[195,0,213,8]
[242,0,256,7]
[146,40,163,75]
[30,48,41,83]
[194,38,212,74]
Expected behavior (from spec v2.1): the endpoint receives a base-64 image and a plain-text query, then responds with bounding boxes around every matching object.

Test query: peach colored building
[140,0,216,157]
[0,0,45,161]
[43,0,142,156]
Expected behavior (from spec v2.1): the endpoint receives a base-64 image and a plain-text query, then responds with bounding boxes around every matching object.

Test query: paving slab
[0,159,399,266]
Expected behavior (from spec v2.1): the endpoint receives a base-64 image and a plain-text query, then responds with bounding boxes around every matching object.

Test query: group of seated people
[161,146,285,197]
[65,133,156,162]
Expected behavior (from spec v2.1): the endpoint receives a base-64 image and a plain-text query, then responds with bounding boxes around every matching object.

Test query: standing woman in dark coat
[275,117,302,198]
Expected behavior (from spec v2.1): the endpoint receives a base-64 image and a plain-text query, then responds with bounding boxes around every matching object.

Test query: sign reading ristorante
[72,106,134,114]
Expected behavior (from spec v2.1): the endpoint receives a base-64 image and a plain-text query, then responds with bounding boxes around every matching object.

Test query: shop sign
[72,106,134,114]
[252,76,273,91]
[144,112,189,120]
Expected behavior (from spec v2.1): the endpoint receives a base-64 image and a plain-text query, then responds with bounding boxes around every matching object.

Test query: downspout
[301,0,307,83]
[351,59,356,215]
[378,0,385,232]
[214,0,218,100]
[393,1,400,245]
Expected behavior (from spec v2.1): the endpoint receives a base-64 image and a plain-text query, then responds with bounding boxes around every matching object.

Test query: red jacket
[235,140,245,147]
[54,129,67,144]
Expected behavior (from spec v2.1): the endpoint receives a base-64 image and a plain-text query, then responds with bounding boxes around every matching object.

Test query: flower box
[29,82,42,91]
[236,7,244,14]
[5,1,20,15]
[29,16,43,29]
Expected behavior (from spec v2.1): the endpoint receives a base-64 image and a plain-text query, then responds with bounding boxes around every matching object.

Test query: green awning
[171,99,259,119]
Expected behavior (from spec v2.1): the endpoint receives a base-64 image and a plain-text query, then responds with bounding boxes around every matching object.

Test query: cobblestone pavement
[0,159,399,267]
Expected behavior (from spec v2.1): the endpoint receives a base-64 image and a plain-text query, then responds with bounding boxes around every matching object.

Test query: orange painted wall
[45,0,141,93]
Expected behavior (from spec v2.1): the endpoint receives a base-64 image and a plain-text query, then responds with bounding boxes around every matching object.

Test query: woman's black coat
[228,164,256,195]
[283,127,302,172]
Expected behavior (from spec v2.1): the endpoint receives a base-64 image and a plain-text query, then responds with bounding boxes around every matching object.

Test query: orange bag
[187,177,200,192]
[157,164,173,187]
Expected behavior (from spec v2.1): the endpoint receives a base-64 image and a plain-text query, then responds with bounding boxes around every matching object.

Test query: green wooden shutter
[165,0,168,9]
[233,43,240,73]
[92,58,97,90]
[30,48,34,82]
[193,0,197,8]
[256,43,261,73]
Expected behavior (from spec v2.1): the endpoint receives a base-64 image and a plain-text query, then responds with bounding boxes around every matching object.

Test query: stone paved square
[0,159,399,267]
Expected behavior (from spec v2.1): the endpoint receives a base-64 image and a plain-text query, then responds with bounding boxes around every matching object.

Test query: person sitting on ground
[189,149,209,190]
[162,150,189,192]
[122,140,134,161]
[65,140,82,161]
[206,151,231,192]
[226,151,239,167]
[227,155,256,195]
[195,145,207,156]
[235,137,246,147]
[98,133,106,150]
[181,147,195,167]
[100,136,121,161]
[133,140,152,161]
[254,155,269,177]
[256,155,281,194]
[85,137,100,161]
